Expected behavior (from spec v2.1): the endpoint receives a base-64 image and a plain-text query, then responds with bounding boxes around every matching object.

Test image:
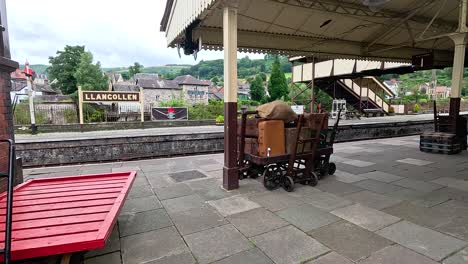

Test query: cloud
[6,0,263,67]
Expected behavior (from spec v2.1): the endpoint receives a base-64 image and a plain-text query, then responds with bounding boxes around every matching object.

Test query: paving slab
[383,202,455,229]
[342,159,376,167]
[184,224,253,264]
[228,208,288,237]
[153,183,193,200]
[251,225,330,264]
[309,221,392,262]
[358,171,404,183]
[169,170,207,182]
[359,245,438,264]
[84,252,121,264]
[118,209,172,237]
[127,184,154,199]
[333,170,368,183]
[443,247,468,264]
[208,195,261,217]
[212,248,274,264]
[187,178,237,201]
[276,204,340,232]
[393,178,443,192]
[307,252,353,264]
[85,225,120,258]
[170,205,228,235]
[383,187,426,201]
[144,252,196,264]
[121,196,162,214]
[146,174,175,189]
[344,190,402,210]
[315,179,363,196]
[432,177,468,192]
[376,221,467,261]
[121,226,189,264]
[301,192,353,211]
[331,204,400,231]
[436,216,468,241]
[397,158,433,166]
[249,192,304,212]
[161,194,206,214]
[353,179,405,194]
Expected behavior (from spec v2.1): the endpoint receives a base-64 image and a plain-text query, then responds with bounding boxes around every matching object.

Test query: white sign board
[291,105,304,114]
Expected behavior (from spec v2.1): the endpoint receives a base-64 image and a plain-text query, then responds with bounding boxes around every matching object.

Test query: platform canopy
[161,0,464,65]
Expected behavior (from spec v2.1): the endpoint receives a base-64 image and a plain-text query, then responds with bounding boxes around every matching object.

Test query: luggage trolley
[238,110,328,192]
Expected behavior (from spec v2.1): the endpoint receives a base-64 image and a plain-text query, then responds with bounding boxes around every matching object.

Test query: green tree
[129,62,144,77]
[268,56,289,101]
[74,51,108,91]
[250,75,265,102]
[47,45,85,94]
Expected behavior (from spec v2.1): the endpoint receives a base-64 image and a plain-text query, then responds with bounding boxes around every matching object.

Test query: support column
[223,2,239,190]
[449,33,468,131]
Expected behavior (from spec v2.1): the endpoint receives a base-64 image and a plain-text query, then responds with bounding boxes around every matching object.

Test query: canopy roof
[161,0,463,66]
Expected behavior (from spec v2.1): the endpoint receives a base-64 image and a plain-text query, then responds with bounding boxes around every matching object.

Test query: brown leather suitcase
[258,120,285,157]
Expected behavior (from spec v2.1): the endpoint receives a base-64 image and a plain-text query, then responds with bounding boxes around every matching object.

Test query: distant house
[383,79,400,96]
[136,79,182,107]
[173,75,209,104]
[430,86,451,99]
[208,81,251,101]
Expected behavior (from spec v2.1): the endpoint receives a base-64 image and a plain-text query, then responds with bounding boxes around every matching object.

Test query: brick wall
[0,58,22,191]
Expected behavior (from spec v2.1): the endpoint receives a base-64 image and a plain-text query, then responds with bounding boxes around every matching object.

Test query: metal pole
[27,77,37,134]
[222,2,239,190]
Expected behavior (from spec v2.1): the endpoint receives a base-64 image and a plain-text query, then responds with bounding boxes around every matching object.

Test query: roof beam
[268,0,457,32]
[195,26,453,65]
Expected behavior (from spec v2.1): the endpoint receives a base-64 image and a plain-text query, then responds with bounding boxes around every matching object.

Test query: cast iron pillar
[222,1,239,190]
[448,33,467,133]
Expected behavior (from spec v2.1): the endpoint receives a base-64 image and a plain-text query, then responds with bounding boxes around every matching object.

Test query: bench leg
[60,254,72,264]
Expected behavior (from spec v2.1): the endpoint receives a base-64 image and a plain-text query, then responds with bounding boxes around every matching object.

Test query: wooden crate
[420,132,462,154]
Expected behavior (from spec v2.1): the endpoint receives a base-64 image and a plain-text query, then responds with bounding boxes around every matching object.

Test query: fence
[14,103,78,125]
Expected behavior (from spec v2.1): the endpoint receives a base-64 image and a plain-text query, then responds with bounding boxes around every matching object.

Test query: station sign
[82,91,140,102]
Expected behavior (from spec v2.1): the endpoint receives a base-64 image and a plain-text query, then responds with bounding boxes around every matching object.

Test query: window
[155,95,160,101]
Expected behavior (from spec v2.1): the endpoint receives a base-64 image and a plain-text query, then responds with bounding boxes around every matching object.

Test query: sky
[6,0,263,67]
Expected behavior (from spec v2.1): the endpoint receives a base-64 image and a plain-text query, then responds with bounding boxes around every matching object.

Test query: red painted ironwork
[0,171,136,262]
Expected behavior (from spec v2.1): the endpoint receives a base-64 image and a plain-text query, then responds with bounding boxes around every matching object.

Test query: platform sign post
[78,86,84,125]
[78,87,143,125]
[139,87,145,123]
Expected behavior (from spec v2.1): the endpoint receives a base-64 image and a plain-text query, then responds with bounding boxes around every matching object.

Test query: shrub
[419,98,428,104]
[159,98,186,107]
[64,108,78,123]
[388,106,395,114]
[215,115,224,123]
[413,103,420,113]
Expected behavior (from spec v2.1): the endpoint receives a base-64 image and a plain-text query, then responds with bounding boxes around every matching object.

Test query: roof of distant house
[11,69,27,80]
[137,79,180,89]
[174,75,208,86]
[200,79,215,87]
[134,73,160,81]
[35,84,58,94]
[208,92,224,100]
[436,86,450,93]
[11,79,27,92]
[113,82,140,92]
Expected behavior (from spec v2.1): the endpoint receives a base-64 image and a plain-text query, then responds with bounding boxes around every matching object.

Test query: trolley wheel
[263,165,281,191]
[328,162,337,175]
[308,172,319,187]
[282,176,295,192]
